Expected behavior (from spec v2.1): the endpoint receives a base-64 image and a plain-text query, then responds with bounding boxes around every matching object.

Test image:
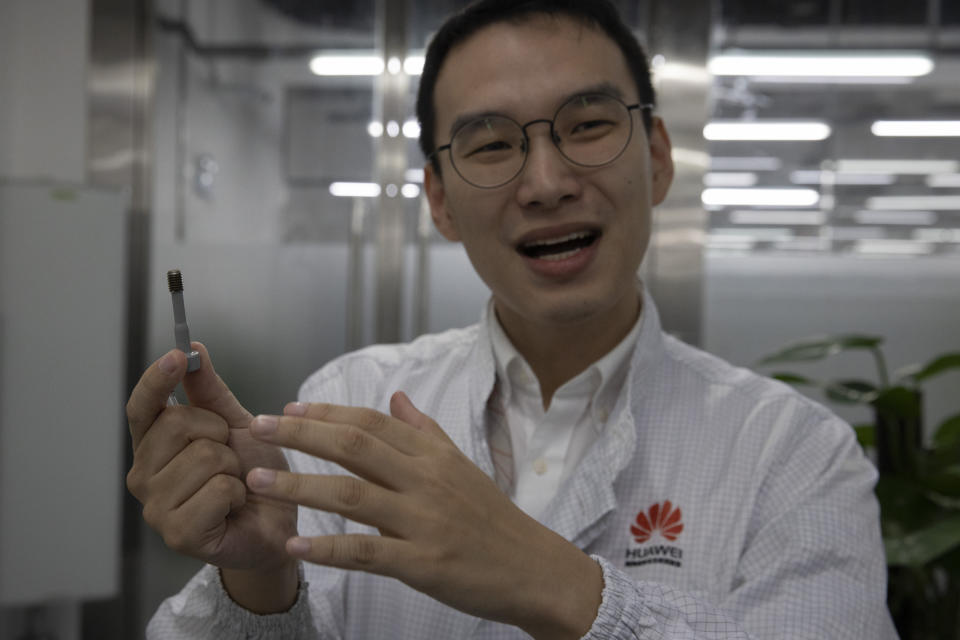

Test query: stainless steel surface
[373,0,410,343]
[641,0,713,346]
[86,0,155,636]
[348,196,368,350]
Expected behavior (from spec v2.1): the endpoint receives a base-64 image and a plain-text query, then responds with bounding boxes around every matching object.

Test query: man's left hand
[245,391,602,640]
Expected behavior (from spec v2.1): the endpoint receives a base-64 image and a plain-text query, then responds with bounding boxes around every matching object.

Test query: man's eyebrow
[444,82,630,142]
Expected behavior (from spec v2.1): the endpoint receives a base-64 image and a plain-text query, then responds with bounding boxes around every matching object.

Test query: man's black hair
[415,0,656,171]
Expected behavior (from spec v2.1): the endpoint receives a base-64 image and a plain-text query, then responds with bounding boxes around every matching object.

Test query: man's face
[425,16,673,336]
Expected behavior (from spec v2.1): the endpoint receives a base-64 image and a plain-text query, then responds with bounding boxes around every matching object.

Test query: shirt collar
[484,289,644,429]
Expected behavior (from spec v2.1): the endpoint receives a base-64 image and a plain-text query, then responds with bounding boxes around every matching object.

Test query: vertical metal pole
[642,0,713,346]
[347,197,367,350]
[87,0,154,636]
[373,0,409,343]
[415,194,432,336]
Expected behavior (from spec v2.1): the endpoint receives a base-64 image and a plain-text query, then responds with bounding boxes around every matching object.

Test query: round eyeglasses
[430,93,652,189]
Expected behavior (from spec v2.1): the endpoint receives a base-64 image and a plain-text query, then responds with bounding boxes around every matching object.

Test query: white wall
[0,0,88,183]
[703,253,960,437]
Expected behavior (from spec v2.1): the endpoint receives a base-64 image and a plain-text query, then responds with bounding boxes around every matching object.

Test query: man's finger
[247,470,410,534]
[249,415,416,489]
[182,342,253,427]
[127,349,188,450]
[131,406,231,481]
[285,534,414,580]
[389,391,453,444]
[281,401,429,456]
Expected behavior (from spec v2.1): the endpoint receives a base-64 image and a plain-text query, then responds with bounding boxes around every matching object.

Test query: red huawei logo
[631,501,683,543]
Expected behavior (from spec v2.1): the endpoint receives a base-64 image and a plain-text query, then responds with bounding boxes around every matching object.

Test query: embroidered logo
[625,500,685,569]
[630,501,684,543]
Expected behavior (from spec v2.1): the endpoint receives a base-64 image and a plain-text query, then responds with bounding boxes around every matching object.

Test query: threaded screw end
[167,269,184,292]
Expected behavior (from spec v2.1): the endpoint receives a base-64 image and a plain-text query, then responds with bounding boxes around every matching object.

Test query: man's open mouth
[518,230,601,261]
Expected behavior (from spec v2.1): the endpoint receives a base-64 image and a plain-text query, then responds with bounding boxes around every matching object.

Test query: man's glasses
[431,93,652,189]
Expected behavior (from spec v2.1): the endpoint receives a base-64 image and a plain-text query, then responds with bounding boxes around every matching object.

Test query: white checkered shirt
[147,289,897,639]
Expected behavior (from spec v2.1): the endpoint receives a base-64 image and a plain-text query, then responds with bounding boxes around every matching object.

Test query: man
[126,0,897,637]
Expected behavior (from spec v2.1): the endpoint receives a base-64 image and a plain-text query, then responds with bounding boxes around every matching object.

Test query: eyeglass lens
[449,93,634,188]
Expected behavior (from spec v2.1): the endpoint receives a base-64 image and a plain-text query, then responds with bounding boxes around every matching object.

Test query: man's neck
[494,291,641,409]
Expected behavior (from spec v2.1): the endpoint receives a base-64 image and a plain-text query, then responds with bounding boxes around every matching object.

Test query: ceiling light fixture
[703,121,831,141]
[310,54,385,76]
[871,121,960,137]
[865,195,960,211]
[835,160,959,175]
[709,51,934,78]
[329,182,381,198]
[701,188,820,207]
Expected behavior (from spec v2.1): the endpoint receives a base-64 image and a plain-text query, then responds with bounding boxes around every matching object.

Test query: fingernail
[284,402,308,416]
[251,415,278,436]
[159,352,178,375]
[247,468,276,489]
[287,537,310,556]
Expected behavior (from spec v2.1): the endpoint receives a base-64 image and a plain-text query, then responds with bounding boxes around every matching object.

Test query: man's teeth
[539,248,581,261]
[524,231,593,249]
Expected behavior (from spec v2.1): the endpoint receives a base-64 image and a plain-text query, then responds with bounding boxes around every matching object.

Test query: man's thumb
[389,391,450,441]
[182,342,253,425]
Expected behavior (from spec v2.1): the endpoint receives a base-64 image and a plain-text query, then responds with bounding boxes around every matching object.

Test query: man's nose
[514,125,582,210]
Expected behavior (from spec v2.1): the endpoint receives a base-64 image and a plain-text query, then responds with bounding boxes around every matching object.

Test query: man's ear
[648,117,674,206]
[424,163,461,242]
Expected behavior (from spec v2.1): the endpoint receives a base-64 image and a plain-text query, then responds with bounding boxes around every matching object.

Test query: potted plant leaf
[757,335,960,639]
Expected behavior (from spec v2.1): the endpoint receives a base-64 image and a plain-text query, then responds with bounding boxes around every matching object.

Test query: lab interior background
[1,0,959,637]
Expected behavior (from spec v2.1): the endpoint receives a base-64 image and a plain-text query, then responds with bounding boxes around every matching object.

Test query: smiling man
[129,1,897,638]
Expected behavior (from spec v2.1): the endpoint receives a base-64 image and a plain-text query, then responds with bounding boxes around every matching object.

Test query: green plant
[757,335,960,639]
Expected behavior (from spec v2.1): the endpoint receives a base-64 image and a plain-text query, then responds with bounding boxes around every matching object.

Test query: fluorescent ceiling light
[367,121,384,138]
[914,229,960,242]
[775,237,830,251]
[790,170,896,186]
[853,211,937,226]
[405,168,425,183]
[703,172,758,187]
[835,159,960,175]
[927,174,960,188]
[712,227,794,241]
[743,76,914,85]
[872,121,960,137]
[403,120,421,139]
[729,210,826,225]
[671,147,711,168]
[329,182,381,198]
[401,184,421,199]
[702,188,820,207]
[855,239,934,256]
[831,226,885,240]
[404,55,425,75]
[865,195,960,211]
[308,52,424,76]
[652,60,711,84]
[709,52,934,78]
[704,121,831,141]
[710,156,781,171]
[310,55,384,76]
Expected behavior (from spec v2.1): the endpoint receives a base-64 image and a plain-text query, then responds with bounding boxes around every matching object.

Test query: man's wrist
[220,561,301,614]
[518,539,604,640]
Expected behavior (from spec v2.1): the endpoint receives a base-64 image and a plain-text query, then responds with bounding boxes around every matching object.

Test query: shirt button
[533,458,548,475]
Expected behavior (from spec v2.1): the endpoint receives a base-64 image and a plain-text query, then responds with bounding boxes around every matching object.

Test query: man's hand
[245,391,603,639]
[125,343,299,612]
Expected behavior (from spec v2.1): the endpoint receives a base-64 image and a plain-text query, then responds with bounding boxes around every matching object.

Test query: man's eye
[467,140,513,156]
[570,119,614,136]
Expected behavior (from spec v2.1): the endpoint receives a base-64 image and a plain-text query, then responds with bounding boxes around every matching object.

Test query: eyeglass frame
[428,94,654,189]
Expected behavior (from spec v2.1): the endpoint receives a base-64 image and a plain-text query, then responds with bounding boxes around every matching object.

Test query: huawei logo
[630,501,683,543]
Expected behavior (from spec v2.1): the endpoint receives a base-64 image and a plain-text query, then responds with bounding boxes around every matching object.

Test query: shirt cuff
[210,564,316,637]
[580,554,656,640]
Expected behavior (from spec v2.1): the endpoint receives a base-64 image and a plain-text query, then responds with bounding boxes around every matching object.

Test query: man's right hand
[126,343,299,612]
